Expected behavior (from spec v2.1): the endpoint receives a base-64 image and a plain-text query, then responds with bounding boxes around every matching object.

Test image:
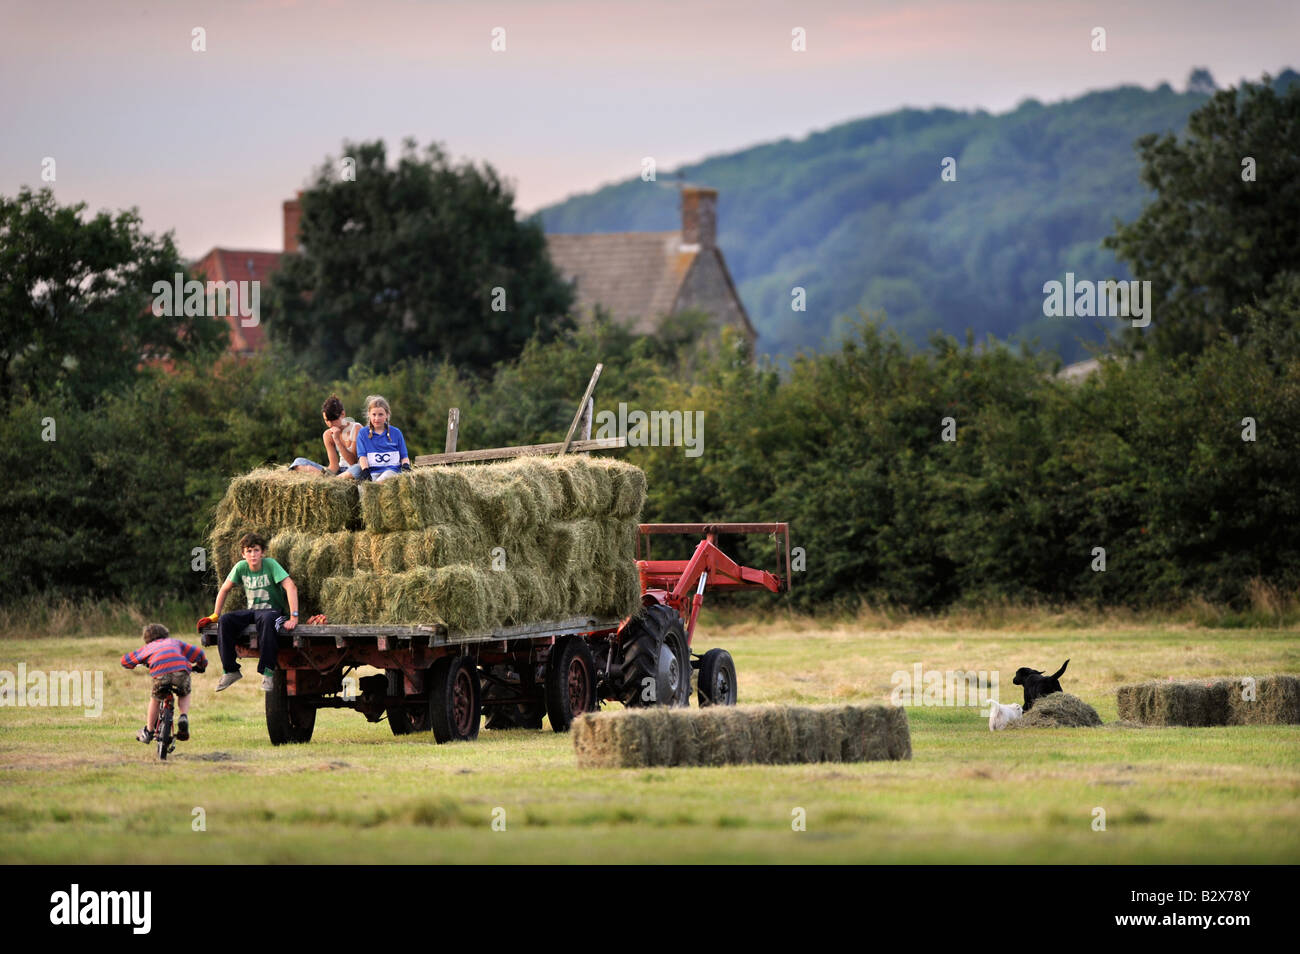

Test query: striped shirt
[121,638,207,676]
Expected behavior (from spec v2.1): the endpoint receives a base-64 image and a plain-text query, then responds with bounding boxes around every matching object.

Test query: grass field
[2,613,1298,864]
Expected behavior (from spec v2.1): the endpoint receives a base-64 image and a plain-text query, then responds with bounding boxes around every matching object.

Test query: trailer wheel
[266,670,317,745]
[619,604,691,708]
[387,669,430,735]
[544,636,598,732]
[696,649,737,706]
[428,656,480,743]
[483,665,545,730]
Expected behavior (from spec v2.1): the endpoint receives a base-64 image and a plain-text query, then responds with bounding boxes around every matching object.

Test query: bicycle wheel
[156,698,174,761]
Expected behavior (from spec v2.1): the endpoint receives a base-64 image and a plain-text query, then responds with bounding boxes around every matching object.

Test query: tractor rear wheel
[266,670,316,745]
[619,603,691,708]
[428,656,480,743]
[696,648,737,706]
[544,636,598,732]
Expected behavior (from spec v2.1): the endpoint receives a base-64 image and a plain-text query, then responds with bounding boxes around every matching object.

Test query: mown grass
[0,615,1297,863]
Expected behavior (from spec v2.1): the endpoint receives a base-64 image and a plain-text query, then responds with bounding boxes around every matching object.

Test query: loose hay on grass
[1008,692,1103,728]
[573,704,912,768]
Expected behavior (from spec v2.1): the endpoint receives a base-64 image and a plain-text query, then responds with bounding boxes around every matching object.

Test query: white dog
[987,699,1023,731]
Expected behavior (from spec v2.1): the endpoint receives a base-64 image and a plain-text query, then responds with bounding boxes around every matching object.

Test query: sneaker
[136,726,154,743]
[175,714,189,741]
[215,670,242,691]
[261,672,275,691]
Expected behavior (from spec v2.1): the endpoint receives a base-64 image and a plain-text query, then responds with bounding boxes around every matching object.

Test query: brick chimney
[283,191,303,253]
[680,186,717,250]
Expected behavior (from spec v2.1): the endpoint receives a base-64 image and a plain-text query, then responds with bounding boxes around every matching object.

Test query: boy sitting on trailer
[121,623,207,743]
[289,394,363,477]
[198,533,300,692]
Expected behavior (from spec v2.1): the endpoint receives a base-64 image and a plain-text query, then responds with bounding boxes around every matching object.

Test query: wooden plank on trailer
[560,364,603,454]
[443,615,623,645]
[445,407,459,454]
[201,624,439,639]
[579,397,593,442]
[413,436,625,467]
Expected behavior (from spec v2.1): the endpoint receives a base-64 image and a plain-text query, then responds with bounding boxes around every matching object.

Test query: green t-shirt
[226,558,291,615]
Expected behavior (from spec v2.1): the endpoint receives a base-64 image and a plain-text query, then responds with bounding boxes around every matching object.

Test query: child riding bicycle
[121,623,207,744]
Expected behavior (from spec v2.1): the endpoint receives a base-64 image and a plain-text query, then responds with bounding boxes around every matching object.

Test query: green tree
[267,138,575,377]
[1105,76,1300,357]
[0,187,225,408]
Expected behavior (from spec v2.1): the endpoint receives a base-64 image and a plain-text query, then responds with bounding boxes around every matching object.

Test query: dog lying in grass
[987,699,1023,731]
[1013,659,1069,711]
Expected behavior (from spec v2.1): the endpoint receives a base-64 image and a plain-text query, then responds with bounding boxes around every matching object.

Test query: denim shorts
[291,458,361,477]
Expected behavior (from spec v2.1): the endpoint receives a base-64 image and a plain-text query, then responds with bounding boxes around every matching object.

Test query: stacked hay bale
[572,704,913,768]
[208,456,646,633]
[1116,676,1300,726]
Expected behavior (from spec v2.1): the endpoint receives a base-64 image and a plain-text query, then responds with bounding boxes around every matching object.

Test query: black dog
[1012,659,1069,711]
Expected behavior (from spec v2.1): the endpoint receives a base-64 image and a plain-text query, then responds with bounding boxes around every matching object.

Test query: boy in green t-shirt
[202,532,300,692]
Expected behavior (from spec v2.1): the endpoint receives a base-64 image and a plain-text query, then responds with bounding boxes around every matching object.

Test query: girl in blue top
[355,394,411,482]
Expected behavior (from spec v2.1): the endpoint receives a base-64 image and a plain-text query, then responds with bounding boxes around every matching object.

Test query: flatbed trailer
[200,522,789,745]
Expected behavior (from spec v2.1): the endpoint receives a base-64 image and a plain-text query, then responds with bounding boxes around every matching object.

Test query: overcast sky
[1,0,1294,259]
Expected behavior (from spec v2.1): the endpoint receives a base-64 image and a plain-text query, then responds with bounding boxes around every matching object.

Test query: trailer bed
[199,615,624,650]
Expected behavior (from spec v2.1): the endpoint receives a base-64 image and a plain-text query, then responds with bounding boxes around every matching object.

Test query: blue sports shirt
[356,424,409,479]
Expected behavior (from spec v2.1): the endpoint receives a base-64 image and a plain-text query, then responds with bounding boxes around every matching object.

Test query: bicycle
[154,690,177,760]
[151,663,204,761]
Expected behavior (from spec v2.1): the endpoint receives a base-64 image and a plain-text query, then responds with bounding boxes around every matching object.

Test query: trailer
[199,521,789,744]
[200,366,789,744]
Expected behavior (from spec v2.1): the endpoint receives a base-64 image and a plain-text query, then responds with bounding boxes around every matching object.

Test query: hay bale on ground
[573,704,912,768]
[1227,675,1300,724]
[1009,692,1102,728]
[1118,676,1300,726]
[1119,679,1227,726]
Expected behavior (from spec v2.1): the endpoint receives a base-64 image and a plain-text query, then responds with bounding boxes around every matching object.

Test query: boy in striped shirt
[121,623,207,743]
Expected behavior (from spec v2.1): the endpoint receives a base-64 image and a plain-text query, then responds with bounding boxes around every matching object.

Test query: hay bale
[211,456,646,630]
[319,559,639,631]
[574,704,912,768]
[1226,675,1300,724]
[1009,692,1102,728]
[219,468,361,533]
[356,456,645,533]
[1119,676,1300,726]
[1117,679,1230,726]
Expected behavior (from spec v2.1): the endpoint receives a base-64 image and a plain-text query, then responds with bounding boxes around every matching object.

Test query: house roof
[544,231,699,335]
[189,248,285,353]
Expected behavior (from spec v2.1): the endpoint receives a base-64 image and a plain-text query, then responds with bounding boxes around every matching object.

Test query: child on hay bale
[121,623,207,743]
[197,532,300,692]
[289,394,363,477]
[354,394,411,483]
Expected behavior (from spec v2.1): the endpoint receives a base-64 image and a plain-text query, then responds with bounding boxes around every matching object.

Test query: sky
[1,0,1295,259]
